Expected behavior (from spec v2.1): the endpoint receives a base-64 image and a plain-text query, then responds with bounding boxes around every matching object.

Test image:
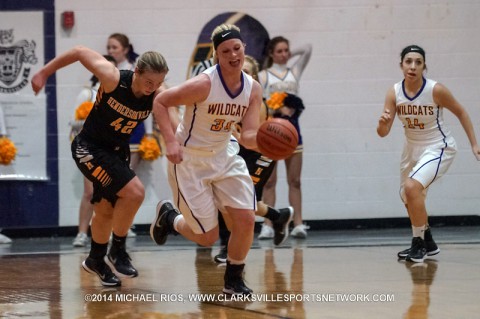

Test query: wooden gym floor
[0,226,479,319]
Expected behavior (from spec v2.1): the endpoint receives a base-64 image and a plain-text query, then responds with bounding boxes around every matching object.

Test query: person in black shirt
[32,46,168,287]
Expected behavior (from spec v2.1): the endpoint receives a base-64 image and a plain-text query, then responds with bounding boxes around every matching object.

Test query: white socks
[173,215,183,232]
[227,256,246,265]
[412,225,426,239]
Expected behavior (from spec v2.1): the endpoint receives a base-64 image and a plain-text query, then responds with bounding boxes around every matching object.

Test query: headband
[401,45,426,61]
[213,29,243,50]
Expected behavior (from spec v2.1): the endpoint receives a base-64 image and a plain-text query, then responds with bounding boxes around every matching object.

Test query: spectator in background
[258,36,312,239]
[106,33,138,71]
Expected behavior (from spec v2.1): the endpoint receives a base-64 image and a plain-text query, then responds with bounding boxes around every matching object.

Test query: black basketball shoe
[273,207,293,246]
[398,228,440,259]
[406,237,427,263]
[105,249,138,278]
[223,262,253,295]
[82,256,121,287]
[150,200,179,245]
[214,245,228,264]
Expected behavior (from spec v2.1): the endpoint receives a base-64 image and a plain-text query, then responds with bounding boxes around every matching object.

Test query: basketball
[256,118,299,160]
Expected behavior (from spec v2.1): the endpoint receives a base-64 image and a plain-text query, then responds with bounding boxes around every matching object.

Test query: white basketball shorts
[168,140,256,234]
[399,135,457,203]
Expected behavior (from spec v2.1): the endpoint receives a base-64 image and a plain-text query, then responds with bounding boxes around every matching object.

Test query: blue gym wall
[0,0,58,228]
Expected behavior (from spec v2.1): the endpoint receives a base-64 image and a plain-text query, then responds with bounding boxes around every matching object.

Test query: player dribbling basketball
[149,24,262,295]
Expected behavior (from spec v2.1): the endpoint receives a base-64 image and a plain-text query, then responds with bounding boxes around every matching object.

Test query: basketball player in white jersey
[258,36,312,239]
[150,24,262,295]
[377,45,480,262]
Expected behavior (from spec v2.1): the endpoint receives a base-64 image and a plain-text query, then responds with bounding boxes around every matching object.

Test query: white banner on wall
[0,11,47,180]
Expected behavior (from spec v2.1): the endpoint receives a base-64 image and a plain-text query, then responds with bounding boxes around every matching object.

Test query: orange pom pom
[75,101,94,120]
[139,136,161,160]
[0,137,17,165]
[266,92,288,110]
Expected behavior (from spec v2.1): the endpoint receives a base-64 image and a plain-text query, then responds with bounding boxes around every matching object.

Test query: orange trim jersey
[81,70,154,149]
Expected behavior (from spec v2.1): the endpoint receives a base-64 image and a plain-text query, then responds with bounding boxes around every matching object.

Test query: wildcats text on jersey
[207,103,248,117]
[397,104,434,116]
[106,96,150,120]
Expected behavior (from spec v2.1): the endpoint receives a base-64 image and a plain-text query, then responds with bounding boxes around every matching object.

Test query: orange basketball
[256,118,299,160]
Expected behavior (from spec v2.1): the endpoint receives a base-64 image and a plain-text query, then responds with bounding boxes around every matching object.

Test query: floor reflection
[401,260,438,319]
[262,248,305,318]
[1,233,479,318]
[194,247,229,318]
[0,254,61,318]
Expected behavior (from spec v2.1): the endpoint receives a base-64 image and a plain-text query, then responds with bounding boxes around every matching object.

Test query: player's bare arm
[377,87,396,137]
[31,46,119,95]
[239,80,262,150]
[434,83,480,160]
[291,43,312,80]
[152,75,210,163]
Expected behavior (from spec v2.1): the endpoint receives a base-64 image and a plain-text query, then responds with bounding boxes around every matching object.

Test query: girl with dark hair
[377,45,480,262]
[107,33,139,70]
[258,36,312,239]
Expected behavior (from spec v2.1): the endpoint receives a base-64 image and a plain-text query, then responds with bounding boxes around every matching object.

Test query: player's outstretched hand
[31,71,47,95]
[472,145,480,161]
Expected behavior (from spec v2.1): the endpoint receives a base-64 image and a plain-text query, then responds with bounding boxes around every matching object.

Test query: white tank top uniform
[170,65,256,234]
[394,77,457,202]
[261,64,299,98]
